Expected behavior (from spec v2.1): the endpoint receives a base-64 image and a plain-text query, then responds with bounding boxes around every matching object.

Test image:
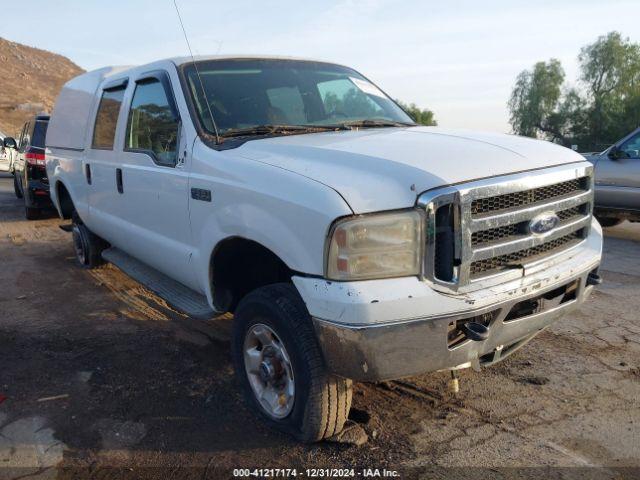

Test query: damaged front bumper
[295,222,602,382]
[312,266,598,381]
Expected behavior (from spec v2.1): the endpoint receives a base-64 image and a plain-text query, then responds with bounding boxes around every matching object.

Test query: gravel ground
[0,172,638,479]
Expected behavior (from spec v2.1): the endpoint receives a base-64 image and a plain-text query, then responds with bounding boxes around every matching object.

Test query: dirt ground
[0,172,638,479]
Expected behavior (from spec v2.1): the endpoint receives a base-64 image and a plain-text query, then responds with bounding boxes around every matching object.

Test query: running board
[101,247,215,320]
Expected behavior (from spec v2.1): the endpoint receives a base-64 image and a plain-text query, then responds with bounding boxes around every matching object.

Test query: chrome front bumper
[312,264,599,382]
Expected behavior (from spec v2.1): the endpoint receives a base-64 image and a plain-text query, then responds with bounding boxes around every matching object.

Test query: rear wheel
[71,214,106,269]
[13,175,23,199]
[232,283,352,442]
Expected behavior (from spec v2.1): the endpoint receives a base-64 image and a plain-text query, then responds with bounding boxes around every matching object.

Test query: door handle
[116,168,123,194]
[85,164,92,185]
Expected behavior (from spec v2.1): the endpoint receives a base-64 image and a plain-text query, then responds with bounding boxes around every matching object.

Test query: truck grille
[469,230,584,275]
[470,204,586,246]
[419,164,594,292]
[470,178,585,215]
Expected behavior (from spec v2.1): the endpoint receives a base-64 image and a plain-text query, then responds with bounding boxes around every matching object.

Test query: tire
[232,283,352,442]
[71,214,106,269]
[596,216,624,228]
[25,206,39,220]
[13,175,23,199]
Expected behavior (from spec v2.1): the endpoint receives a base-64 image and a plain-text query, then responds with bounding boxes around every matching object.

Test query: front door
[116,71,196,289]
[596,129,640,211]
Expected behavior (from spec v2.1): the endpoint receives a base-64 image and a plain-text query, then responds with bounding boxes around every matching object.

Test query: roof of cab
[94,55,343,81]
[168,54,344,67]
[83,55,338,80]
[46,55,344,151]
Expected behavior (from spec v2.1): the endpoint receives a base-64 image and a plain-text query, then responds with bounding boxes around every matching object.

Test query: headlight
[326,210,425,281]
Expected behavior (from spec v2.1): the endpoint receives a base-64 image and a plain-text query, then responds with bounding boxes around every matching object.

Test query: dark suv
[7,115,50,219]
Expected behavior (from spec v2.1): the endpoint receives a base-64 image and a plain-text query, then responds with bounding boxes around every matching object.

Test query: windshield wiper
[221,124,348,138]
[333,119,417,129]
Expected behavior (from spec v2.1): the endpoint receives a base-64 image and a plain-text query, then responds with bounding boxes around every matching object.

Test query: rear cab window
[31,119,49,149]
[92,85,127,150]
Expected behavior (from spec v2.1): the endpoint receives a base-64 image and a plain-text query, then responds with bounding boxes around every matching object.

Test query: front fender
[188,145,353,306]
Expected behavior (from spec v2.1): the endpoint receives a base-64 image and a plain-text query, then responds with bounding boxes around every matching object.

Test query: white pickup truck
[46,56,602,442]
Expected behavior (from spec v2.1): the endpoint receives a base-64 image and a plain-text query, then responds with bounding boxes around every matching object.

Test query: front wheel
[232,283,352,442]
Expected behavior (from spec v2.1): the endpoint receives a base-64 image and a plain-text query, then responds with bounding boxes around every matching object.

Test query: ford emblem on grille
[529,212,560,235]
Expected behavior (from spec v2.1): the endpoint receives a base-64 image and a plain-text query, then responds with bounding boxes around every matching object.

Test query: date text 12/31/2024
[233,468,400,478]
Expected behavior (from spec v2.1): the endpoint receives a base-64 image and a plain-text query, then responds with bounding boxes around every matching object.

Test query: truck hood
[233,126,587,213]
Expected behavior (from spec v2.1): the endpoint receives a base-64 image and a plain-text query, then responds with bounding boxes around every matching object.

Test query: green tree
[507,59,566,141]
[508,31,640,152]
[396,100,437,126]
[579,32,640,148]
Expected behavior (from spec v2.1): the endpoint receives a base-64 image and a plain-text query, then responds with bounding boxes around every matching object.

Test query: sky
[2,0,640,133]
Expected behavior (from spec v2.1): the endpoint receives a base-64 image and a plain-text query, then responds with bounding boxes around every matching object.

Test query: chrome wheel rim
[243,323,295,419]
[72,226,86,265]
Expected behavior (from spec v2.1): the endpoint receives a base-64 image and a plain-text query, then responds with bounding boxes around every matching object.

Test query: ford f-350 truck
[45,56,602,442]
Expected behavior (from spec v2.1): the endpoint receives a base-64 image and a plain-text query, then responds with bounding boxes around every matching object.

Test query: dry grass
[0,37,84,136]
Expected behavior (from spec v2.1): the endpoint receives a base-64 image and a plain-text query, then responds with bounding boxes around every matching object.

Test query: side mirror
[608,146,624,160]
[3,137,17,149]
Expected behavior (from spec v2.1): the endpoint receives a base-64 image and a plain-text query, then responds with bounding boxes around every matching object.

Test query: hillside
[0,37,84,136]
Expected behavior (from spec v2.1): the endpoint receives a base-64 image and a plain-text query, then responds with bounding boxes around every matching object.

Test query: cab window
[125,78,180,167]
[32,120,48,149]
[92,86,126,149]
[19,122,30,150]
[620,132,640,158]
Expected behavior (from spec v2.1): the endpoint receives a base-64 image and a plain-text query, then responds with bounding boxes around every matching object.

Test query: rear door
[595,129,640,211]
[83,79,128,240]
[115,70,196,288]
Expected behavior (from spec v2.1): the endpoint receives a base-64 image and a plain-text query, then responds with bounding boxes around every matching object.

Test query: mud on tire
[232,283,352,442]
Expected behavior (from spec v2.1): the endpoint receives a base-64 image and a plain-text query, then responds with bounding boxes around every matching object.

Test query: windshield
[182,59,414,136]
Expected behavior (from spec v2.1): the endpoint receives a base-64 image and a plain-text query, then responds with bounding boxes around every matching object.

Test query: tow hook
[462,322,489,342]
[587,272,602,286]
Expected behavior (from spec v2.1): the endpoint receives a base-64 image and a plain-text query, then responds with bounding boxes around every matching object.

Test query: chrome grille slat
[470,178,585,215]
[469,231,584,276]
[469,190,592,232]
[471,204,587,246]
[470,215,591,261]
[417,162,594,293]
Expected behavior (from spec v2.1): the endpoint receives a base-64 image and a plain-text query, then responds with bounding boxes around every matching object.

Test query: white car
[45,56,603,442]
[1,133,18,174]
[0,132,10,172]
